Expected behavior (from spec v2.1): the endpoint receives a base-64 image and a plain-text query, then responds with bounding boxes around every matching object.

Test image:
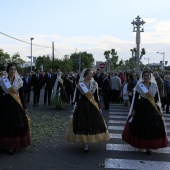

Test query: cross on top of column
[131,15,145,26]
[131,16,145,32]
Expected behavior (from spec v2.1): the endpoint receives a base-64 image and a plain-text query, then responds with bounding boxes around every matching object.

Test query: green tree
[124,59,136,70]
[115,59,125,71]
[36,55,52,72]
[104,50,111,59]
[140,48,146,59]
[51,55,73,73]
[11,52,21,64]
[0,49,11,70]
[70,51,94,71]
[114,59,127,71]
[35,55,72,73]
[129,47,146,70]
[104,49,124,70]
[110,49,118,70]
[11,52,27,74]
[60,55,73,73]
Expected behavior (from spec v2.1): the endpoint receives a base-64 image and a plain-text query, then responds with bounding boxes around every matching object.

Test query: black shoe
[83,143,89,153]
[56,106,62,110]
[84,149,89,153]
[33,104,36,106]
[8,149,14,155]
[146,149,151,155]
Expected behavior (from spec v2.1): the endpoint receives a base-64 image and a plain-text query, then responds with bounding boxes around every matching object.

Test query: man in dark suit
[44,68,53,105]
[63,72,76,104]
[22,72,31,104]
[31,69,43,106]
[93,68,103,96]
[102,72,110,110]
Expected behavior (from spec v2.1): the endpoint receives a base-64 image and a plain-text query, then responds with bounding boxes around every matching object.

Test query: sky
[0,0,170,66]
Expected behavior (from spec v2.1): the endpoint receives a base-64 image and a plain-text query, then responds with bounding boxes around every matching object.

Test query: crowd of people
[0,65,169,155]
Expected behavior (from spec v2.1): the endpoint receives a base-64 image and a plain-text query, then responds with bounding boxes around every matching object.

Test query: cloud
[1,18,170,65]
[142,18,170,43]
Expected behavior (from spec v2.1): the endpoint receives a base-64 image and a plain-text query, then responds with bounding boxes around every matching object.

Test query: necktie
[49,74,51,79]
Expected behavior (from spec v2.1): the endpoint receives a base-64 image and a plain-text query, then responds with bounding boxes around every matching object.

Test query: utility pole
[30,37,34,72]
[52,42,54,70]
[131,16,145,73]
[157,52,165,74]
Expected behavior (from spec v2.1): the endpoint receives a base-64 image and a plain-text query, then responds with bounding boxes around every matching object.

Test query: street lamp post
[131,16,145,73]
[157,52,165,73]
[30,37,34,72]
[144,57,149,67]
[79,52,81,72]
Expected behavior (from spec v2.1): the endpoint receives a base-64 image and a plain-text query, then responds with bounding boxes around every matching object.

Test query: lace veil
[0,69,23,94]
[72,68,99,103]
[51,71,62,101]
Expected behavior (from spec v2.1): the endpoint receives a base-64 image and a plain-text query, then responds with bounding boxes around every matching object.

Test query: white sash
[2,77,12,91]
[1,77,24,109]
[138,83,148,93]
[139,83,161,115]
[79,82,88,94]
[78,81,100,111]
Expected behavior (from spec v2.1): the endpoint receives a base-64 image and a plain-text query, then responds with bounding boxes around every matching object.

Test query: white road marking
[109,133,122,139]
[106,144,170,154]
[108,125,124,130]
[104,158,170,169]
[108,120,126,124]
[109,115,127,119]
[109,112,128,115]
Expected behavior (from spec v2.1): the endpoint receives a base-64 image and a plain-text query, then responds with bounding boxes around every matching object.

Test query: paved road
[1,89,170,170]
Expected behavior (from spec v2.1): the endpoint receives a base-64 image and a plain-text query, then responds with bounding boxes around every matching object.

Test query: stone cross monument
[131,16,145,73]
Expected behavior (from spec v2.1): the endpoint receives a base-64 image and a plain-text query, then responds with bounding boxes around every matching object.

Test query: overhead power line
[0,31,51,49]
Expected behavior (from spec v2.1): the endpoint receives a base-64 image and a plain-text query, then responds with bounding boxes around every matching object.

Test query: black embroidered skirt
[66,96,110,143]
[122,98,168,149]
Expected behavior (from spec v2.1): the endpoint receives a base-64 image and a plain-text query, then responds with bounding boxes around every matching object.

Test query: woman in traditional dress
[51,71,69,109]
[66,68,110,153]
[0,64,30,155]
[122,80,130,110]
[122,70,168,154]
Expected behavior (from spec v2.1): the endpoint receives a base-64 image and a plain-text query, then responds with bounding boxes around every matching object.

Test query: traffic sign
[99,63,105,69]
